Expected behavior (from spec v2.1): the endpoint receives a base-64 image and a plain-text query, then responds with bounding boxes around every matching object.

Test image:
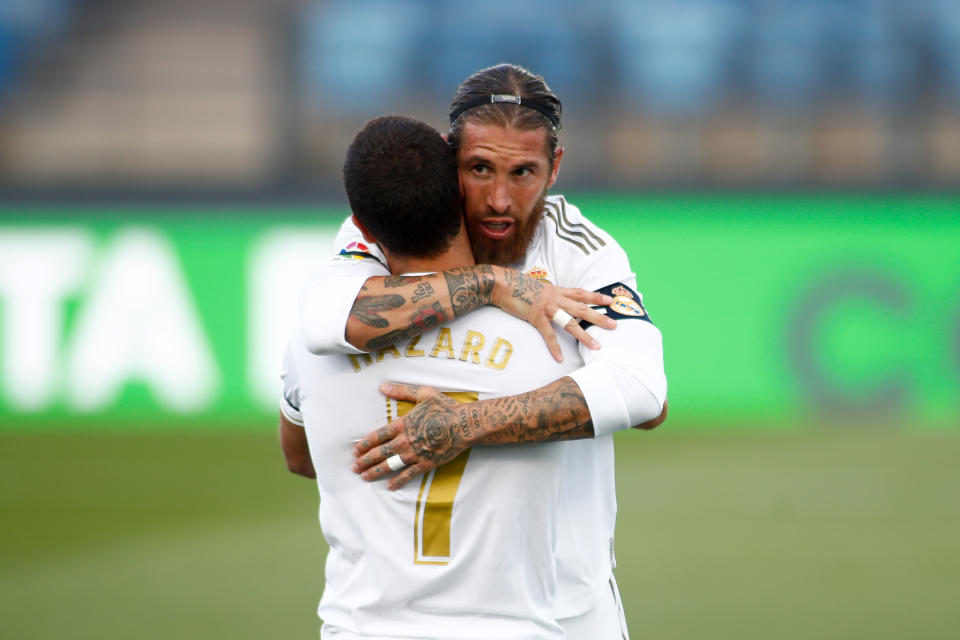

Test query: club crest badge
[525,266,550,282]
[610,295,646,317]
[579,281,653,328]
[611,285,633,299]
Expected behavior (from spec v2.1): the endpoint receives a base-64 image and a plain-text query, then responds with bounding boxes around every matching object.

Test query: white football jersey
[302,195,662,618]
[282,306,581,639]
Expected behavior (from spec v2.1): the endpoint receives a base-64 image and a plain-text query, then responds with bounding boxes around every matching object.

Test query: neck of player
[386,231,476,275]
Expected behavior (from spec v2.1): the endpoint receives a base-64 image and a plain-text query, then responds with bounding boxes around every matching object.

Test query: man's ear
[351,214,378,244]
[547,145,564,189]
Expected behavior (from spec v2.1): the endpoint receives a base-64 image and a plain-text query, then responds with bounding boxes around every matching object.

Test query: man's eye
[472,165,490,174]
[514,168,532,177]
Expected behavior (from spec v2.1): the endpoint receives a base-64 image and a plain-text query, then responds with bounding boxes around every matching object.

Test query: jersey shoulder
[331,215,387,265]
[540,195,617,259]
[536,195,632,289]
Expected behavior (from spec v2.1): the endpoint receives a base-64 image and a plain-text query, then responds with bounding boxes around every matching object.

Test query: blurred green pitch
[2,426,958,639]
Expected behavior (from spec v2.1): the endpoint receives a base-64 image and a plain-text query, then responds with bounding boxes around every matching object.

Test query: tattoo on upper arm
[351,294,405,328]
[444,266,495,316]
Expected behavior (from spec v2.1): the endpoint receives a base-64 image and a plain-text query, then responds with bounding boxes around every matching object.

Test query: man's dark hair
[343,115,461,258]
[448,64,562,162]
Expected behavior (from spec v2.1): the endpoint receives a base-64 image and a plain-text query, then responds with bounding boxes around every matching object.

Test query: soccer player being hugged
[295,65,668,639]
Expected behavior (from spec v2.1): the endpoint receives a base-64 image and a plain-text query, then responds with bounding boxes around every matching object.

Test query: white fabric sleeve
[543,204,667,436]
[568,318,667,437]
[279,339,305,427]
[299,217,391,355]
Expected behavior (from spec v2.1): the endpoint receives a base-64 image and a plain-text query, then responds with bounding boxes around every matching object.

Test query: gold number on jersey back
[388,392,476,566]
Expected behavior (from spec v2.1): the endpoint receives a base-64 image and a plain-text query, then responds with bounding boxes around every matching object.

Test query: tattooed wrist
[444,265,496,317]
[475,377,594,444]
[502,269,544,306]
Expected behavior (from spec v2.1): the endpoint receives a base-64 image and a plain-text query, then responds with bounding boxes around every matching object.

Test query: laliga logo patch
[610,295,646,317]
[339,241,377,261]
[525,266,550,282]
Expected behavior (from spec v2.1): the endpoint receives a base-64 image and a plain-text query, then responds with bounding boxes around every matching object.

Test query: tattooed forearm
[474,377,594,445]
[444,265,496,317]
[384,275,423,288]
[365,327,420,352]
[350,294,405,328]
[345,268,497,352]
[363,302,447,351]
[411,281,435,303]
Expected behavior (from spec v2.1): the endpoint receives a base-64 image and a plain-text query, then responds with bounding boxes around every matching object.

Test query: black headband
[449,94,561,130]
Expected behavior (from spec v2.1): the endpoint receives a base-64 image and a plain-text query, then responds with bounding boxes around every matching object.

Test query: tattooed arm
[351,378,594,490]
[345,266,615,361]
[347,268,494,352]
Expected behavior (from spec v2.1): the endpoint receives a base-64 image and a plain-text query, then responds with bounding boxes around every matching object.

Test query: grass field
[2,426,958,639]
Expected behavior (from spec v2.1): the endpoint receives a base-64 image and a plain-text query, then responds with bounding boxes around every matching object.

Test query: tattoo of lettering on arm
[444,266,496,317]
[351,294,405,328]
[411,282,435,303]
[363,302,448,352]
[479,378,593,444]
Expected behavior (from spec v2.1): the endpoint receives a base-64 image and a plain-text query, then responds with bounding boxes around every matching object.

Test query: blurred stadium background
[1,1,958,638]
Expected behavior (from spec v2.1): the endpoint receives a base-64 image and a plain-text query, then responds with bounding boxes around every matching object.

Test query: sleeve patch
[332,241,384,264]
[579,282,653,328]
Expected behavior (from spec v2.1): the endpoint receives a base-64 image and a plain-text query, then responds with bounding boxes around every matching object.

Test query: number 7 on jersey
[388,392,476,565]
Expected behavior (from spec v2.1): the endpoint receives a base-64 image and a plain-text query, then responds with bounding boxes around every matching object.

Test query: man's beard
[468,192,545,267]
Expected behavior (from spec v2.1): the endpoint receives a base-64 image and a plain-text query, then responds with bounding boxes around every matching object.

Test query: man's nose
[486,177,511,215]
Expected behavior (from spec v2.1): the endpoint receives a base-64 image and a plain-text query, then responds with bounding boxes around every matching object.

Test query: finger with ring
[551,309,575,329]
[386,454,407,472]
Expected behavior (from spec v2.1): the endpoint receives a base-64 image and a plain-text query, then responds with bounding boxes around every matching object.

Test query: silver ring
[551,309,575,329]
[386,454,406,472]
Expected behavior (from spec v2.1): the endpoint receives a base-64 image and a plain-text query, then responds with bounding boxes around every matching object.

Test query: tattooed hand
[490,268,617,362]
[352,383,479,491]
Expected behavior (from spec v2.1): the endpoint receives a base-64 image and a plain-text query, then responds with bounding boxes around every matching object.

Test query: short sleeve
[279,339,304,426]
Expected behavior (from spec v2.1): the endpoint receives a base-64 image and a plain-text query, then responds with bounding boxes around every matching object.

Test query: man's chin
[469,194,545,266]
[471,235,527,266]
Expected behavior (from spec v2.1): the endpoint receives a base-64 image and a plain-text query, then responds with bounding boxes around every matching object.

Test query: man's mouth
[479,218,514,240]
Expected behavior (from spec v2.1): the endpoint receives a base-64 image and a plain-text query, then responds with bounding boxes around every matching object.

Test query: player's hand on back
[352,383,477,491]
[492,268,616,362]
